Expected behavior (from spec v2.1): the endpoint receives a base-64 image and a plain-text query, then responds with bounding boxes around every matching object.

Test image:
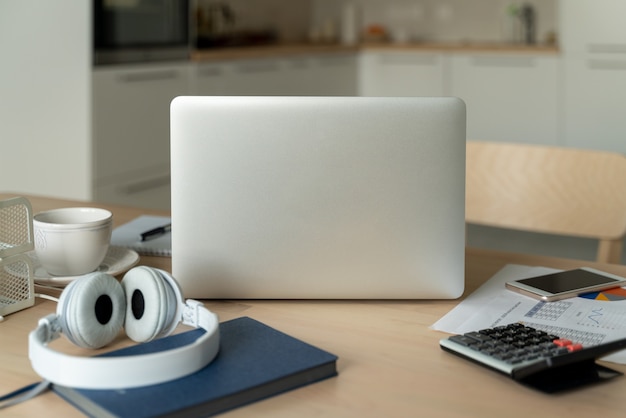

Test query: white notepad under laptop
[170,96,466,299]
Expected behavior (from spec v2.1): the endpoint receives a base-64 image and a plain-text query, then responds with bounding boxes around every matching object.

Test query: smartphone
[505,267,626,302]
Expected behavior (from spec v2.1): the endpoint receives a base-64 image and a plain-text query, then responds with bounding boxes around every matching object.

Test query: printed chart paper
[432,264,626,364]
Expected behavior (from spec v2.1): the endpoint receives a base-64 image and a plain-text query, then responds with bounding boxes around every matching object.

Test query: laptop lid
[171,96,466,299]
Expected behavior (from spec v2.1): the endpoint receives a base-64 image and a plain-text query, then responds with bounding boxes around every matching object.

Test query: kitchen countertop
[362,41,559,54]
[191,43,359,61]
[190,41,559,62]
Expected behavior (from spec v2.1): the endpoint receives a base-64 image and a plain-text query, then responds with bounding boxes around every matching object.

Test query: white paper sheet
[432,264,626,364]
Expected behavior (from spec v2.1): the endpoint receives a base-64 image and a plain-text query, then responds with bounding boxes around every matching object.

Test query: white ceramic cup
[33,207,113,276]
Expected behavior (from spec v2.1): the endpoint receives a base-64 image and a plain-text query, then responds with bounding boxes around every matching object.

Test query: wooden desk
[2,193,626,417]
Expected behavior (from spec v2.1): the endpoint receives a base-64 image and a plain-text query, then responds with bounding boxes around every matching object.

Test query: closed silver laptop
[170,96,466,299]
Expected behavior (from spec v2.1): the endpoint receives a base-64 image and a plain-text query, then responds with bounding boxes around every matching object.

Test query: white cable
[34,293,59,303]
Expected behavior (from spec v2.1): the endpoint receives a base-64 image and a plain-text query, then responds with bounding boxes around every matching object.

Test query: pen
[140,223,171,241]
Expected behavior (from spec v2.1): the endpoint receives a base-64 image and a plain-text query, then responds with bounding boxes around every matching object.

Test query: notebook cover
[52,317,338,418]
[110,215,171,257]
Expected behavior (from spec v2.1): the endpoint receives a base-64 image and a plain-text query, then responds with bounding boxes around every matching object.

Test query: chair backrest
[466,140,626,264]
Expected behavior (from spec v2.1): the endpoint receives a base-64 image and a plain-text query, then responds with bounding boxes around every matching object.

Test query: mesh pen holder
[0,197,35,318]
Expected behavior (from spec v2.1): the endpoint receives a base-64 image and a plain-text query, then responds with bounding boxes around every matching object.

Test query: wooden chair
[466,141,626,264]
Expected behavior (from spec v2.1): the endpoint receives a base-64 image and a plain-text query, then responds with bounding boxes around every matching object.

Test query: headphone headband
[29,299,219,389]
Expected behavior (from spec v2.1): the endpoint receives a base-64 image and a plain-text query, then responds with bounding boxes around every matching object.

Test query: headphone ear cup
[56,272,126,349]
[121,266,179,343]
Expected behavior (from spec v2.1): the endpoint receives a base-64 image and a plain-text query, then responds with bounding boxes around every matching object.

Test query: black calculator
[440,323,626,392]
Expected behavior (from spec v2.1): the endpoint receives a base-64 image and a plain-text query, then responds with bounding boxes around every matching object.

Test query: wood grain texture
[466,141,626,263]
[3,195,626,417]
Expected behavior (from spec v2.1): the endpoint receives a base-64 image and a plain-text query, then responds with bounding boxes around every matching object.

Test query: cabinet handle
[288,59,311,70]
[588,59,626,71]
[235,62,280,74]
[119,175,170,194]
[117,70,179,83]
[380,54,438,66]
[588,44,626,54]
[197,67,223,77]
[318,56,354,67]
[471,56,534,68]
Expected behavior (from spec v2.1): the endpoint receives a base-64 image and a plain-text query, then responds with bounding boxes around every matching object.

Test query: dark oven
[93,0,190,65]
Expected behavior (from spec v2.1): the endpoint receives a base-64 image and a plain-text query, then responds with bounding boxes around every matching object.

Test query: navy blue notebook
[52,317,338,417]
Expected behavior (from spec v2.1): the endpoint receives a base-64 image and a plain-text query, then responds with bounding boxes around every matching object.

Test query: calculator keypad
[448,323,581,365]
[440,322,626,389]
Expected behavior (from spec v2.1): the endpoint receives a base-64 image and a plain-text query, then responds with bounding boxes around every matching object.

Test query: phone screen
[516,269,622,293]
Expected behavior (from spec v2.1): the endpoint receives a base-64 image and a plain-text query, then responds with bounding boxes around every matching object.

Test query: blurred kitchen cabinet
[92,62,191,210]
[192,62,235,95]
[448,54,559,145]
[193,54,357,96]
[194,59,279,95]
[358,51,446,96]
[220,58,285,95]
[285,54,357,96]
[560,0,626,54]
[559,0,626,153]
[562,56,626,153]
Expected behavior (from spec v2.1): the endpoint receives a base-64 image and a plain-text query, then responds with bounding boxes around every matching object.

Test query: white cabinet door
[194,54,358,96]
[226,59,288,95]
[359,51,445,97]
[562,55,626,153]
[305,54,358,96]
[95,176,171,211]
[195,58,298,96]
[449,54,559,145]
[193,62,234,95]
[560,0,626,53]
[281,54,358,96]
[559,0,626,153]
[195,59,290,96]
[92,62,190,209]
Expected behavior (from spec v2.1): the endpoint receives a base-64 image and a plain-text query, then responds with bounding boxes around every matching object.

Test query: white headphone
[28,266,220,389]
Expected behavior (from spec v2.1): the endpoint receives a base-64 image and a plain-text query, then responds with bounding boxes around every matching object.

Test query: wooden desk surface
[2,193,626,417]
